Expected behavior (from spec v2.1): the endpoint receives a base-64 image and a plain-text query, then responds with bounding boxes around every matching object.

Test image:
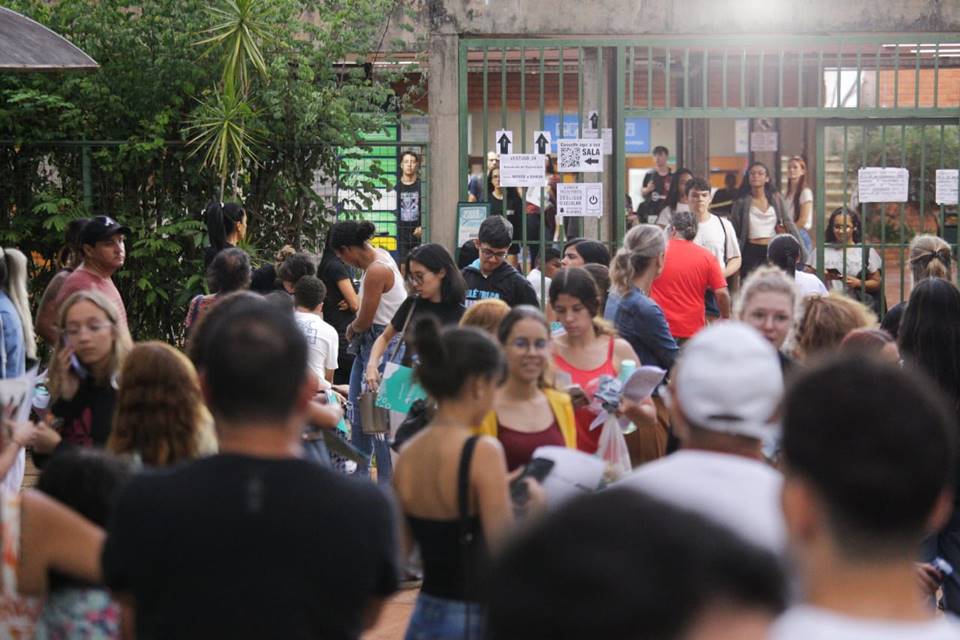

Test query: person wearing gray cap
[47,216,131,336]
[617,322,785,554]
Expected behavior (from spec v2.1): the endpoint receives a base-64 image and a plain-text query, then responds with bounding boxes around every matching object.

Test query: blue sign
[541,115,650,154]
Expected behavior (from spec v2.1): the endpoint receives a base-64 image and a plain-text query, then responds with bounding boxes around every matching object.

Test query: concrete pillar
[427,28,459,250]
[578,48,607,242]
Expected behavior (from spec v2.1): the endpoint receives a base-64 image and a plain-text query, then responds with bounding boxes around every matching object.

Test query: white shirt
[694,214,741,269]
[655,202,690,227]
[783,188,814,230]
[294,311,339,386]
[795,271,828,298]
[617,449,785,554]
[811,247,883,277]
[359,248,406,327]
[773,606,960,640]
[527,268,551,304]
[749,205,778,239]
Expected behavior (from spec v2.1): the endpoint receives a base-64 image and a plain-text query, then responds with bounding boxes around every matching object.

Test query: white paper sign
[557,138,604,173]
[494,129,513,154]
[532,130,552,155]
[602,128,613,155]
[858,167,909,203]
[499,153,547,188]
[936,169,959,205]
[557,182,603,217]
[735,119,749,154]
[750,131,779,152]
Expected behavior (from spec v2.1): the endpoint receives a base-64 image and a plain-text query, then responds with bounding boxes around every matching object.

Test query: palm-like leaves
[188,0,274,197]
[195,0,273,93]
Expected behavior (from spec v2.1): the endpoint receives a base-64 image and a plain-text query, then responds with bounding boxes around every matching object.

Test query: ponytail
[412,318,503,400]
[908,234,952,283]
[205,202,245,253]
[610,224,665,294]
[330,220,377,250]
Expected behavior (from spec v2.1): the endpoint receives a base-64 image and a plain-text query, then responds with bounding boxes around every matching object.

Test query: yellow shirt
[474,387,577,449]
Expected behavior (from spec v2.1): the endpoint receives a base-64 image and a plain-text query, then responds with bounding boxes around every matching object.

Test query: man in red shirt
[40,216,130,342]
[651,210,730,341]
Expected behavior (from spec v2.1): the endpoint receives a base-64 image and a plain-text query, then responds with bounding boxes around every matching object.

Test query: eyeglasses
[407,271,430,285]
[63,322,112,338]
[480,247,508,260]
[833,223,853,230]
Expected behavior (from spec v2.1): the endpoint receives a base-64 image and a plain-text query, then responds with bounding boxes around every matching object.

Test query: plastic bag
[595,414,632,477]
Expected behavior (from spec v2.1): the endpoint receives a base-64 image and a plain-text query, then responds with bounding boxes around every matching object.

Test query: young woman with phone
[473,306,575,471]
[33,291,132,458]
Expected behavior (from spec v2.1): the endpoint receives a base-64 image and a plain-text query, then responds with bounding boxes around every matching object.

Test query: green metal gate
[459,35,960,307]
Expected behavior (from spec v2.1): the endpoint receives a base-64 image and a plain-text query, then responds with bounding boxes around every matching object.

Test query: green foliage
[0,0,421,343]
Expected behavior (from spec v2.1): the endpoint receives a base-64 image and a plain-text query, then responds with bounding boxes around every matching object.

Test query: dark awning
[0,6,98,71]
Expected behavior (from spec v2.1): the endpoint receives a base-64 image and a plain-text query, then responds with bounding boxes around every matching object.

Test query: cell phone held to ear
[509,458,555,507]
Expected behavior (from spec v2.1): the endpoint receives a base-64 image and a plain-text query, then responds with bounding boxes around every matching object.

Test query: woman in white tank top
[330,220,406,484]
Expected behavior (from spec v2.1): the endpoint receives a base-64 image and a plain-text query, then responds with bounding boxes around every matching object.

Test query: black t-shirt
[397,179,421,225]
[641,170,672,219]
[102,454,398,640]
[390,296,465,334]
[319,258,356,335]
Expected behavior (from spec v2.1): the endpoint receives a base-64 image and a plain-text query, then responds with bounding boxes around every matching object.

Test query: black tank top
[406,436,487,600]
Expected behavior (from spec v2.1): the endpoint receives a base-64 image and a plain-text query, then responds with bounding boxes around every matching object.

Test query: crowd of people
[0,146,956,639]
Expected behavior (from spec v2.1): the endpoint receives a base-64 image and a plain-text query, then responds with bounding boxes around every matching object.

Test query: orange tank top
[553,338,617,454]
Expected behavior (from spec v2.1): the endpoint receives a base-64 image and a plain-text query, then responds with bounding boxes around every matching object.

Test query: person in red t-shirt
[651,211,730,340]
[40,216,130,343]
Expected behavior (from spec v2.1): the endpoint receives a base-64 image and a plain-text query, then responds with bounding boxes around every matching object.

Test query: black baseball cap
[80,216,131,246]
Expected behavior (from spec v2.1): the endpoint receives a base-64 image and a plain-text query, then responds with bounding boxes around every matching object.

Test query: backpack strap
[713,213,728,264]
[457,436,480,527]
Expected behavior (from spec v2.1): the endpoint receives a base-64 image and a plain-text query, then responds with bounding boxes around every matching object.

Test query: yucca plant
[186,0,274,199]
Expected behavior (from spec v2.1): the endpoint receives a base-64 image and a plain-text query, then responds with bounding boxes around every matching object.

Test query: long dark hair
[205,202,245,253]
[738,162,778,202]
[330,220,376,250]
[665,168,694,210]
[899,278,960,416]
[549,267,615,336]
[406,243,466,306]
[413,318,504,400]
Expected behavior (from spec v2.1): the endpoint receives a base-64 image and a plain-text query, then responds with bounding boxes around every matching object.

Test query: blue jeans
[405,593,485,640]
[348,325,393,484]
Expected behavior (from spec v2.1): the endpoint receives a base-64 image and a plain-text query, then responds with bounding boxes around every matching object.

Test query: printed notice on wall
[935,169,959,205]
[750,131,778,152]
[557,138,604,173]
[557,182,603,217]
[858,167,909,203]
[499,154,546,188]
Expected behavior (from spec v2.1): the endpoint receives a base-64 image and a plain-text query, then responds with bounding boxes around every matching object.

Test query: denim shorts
[704,289,719,317]
[404,593,485,640]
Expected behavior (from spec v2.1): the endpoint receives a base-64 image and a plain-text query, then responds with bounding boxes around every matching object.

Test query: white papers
[936,169,959,205]
[531,445,606,507]
[499,153,546,188]
[557,183,603,217]
[557,138,604,173]
[858,167,909,203]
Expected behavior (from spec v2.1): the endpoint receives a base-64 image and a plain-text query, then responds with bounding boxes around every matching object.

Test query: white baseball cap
[671,322,784,440]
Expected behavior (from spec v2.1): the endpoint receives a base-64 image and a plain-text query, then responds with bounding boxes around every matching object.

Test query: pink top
[53,267,128,333]
[553,338,617,454]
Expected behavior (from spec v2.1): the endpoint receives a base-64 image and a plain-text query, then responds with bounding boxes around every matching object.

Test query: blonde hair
[908,234,951,283]
[794,293,876,360]
[109,341,216,466]
[1,249,36,362]
[735,265,797,320]
[610,224,665,294]
[48,290,132,401]
[460,298,511,336]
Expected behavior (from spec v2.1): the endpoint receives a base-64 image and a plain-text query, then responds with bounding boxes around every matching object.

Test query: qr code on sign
[559,144,579,168]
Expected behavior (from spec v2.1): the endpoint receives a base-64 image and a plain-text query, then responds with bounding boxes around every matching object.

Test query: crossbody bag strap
[384,298,417,363]
[713,213,728,264]
[457,435,480,528]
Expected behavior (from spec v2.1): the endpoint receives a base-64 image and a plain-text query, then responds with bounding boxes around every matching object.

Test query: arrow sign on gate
[585,157,600,165]
[588,111,599,130]
[534,131,551,155]
[495,130,513,155]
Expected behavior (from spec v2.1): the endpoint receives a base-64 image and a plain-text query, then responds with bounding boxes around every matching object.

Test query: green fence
[459,34,960,309]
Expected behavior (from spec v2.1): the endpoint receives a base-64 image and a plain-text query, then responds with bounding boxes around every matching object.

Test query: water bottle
[619,360,638,435]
